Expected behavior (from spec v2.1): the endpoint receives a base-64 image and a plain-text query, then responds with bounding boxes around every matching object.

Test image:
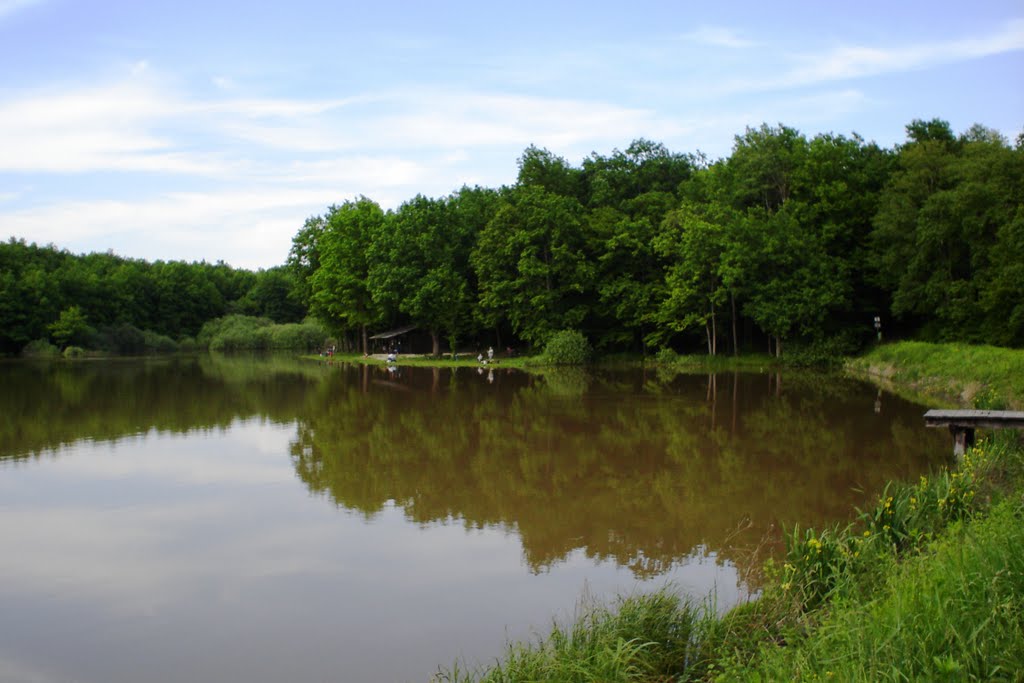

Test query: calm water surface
[0,356,947,682]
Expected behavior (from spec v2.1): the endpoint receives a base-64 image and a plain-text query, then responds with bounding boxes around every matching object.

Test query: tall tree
[654,203,730,354]
[368,195,476,356]
[308,198,385,353]
[472,185,594,346]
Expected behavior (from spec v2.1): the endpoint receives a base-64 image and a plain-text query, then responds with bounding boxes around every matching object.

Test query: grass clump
[435,590,709,683]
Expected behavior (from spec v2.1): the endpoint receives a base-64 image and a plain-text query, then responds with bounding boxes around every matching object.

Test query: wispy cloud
[722,17,1024,94]
[681,25,755,49]
[0,0,45,21]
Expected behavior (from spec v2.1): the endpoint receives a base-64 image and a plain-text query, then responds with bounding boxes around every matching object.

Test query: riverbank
[847,341,1024,410]
[432,341,1024,682]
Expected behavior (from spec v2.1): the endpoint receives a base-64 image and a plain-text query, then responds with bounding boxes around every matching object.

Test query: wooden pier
[924,409,1024,457]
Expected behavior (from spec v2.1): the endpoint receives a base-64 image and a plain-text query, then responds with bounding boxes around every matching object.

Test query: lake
[0,355,947,682]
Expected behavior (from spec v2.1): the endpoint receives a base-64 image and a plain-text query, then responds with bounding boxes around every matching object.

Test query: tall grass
[740,497,1024,682]
[433,590,709,683]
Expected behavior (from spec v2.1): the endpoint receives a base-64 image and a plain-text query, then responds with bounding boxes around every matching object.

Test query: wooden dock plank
[924,409,1024,430]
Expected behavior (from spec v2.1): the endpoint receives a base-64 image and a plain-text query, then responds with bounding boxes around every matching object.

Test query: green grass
[433,590,711,683]
[732,495,1024,682]
[848,341,1024,409]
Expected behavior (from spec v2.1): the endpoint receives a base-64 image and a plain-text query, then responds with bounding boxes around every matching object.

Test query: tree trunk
[731,293,738,356]
[431,330,440,357]
[361,324,368,355]
[710,300,717,356]
[705,323,712,355]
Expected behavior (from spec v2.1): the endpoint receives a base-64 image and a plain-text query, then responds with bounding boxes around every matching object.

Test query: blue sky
[1,0,1022,269]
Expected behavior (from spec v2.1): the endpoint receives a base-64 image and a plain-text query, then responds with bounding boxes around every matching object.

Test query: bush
[784,334,860,368]
[197,314,328,351]
[62,345,86,358]
[267,322,328,351]
[21,338,59,358]
[142,330,178,353]
[97,323,147,354]
[542,329,592,365]
[654,348,680,365]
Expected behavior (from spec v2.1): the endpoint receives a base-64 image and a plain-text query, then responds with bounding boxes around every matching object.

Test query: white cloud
[725,17,1024,93]
[0,0,44,20]
[681,25,755,49]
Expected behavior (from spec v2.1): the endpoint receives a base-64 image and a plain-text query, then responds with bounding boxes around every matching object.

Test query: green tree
[654,203,730,354]
[472,185,594,347]
[742,206,846,355]
[48,305,93,348]
[308,198,386,353]
[368,195,476,356]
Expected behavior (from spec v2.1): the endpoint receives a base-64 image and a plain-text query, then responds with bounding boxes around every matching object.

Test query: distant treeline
[4,117,1021,358]
[0,241,308,354]
[290,118,1023,357]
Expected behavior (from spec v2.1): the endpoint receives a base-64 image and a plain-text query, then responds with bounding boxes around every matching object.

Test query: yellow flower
[863,530,871,537]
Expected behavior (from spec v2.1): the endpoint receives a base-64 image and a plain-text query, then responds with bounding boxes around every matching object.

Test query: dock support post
[949,426,975,458]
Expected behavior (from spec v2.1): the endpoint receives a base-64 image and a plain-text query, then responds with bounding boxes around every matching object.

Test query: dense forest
[0,241,307,354]
[290,118,1024,357]
[3,117,1022,357]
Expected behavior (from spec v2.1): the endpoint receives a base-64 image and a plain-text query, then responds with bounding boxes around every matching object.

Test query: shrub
[654,347,679,365]
[267,321,328,351]
[542,329,592,365]
[62,345,86,358]
[142,330,179,353]
[783,334,860,368]
[21,338,59,357]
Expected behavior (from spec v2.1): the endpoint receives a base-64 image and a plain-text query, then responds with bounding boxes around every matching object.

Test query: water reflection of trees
[0,355,321,460]
[0,358,946,581]
[289,365,946,579]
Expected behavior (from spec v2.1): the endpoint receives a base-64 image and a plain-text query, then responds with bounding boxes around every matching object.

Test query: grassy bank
[847,341,1024,409]
[432,342,1024,682]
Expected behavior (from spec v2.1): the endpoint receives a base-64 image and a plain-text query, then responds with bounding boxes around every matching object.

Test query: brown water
[0,355,947,682]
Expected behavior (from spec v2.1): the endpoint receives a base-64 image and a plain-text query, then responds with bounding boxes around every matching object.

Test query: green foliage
[542,329,592,365]
[0,238,307,354]
[21,338,59,357]
[473,185,594,346]
[779,524,855,611]
[654,347,680,365]
[48,305,93,349]
[435,589,706,683]
[197,314,327,351]
[62,345,86,358]
[142,330,179,354]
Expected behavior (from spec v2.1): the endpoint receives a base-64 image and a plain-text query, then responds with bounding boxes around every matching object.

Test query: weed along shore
[431,342,1024,682]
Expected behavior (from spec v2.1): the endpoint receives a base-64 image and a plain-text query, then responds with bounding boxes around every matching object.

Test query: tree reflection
[0,358,947,582]
[288,365,946,580]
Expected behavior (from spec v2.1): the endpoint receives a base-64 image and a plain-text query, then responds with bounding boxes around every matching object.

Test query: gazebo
[368,324,419,353]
